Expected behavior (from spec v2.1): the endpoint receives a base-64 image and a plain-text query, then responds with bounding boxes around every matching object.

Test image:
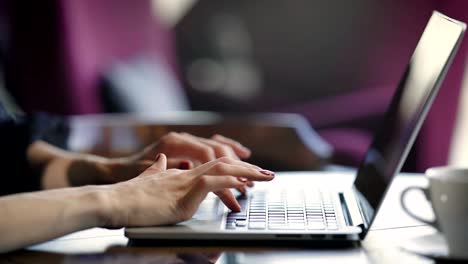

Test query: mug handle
[400,186,438,228]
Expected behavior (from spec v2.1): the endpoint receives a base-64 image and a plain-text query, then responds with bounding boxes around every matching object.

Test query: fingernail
[179,161,190,170]
[154,153,161,162]
[237,177,248,182]
[260,169,275,177]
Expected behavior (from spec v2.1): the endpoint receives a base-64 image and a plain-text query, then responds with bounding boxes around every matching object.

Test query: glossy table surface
[1,172,442,264]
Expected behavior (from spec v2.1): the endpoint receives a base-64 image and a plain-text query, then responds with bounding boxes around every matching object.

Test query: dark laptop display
[352,12,466,236]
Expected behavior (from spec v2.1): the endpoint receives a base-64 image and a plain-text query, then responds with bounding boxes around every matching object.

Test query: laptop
[126,11,466,243]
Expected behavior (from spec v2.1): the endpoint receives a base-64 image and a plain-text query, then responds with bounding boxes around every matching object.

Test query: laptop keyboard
[225,190,339,231]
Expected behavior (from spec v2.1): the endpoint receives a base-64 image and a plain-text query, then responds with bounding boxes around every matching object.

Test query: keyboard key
[287,205,303,208]
[226,222,236,229]
[269,207,285,210]
[307,220,324,224]
[307,215,324,220]
[288,217,305,221]
[306,211,323,214]
[227,216,237,221]
[286,224,305,230]
[287,211,304,214]
[249,222,266,229]
[268,224,288,230]
[250,211,266,214]
[268,218,286,222]
[288,221,305,225]
[308,223,326,230]
[251,211,266,216]
[269,217,286,221]
[307,213,323,217]
[251,218,267,221]
[269,213,286,216]
[250,208,265,211]
[249,212,266,216]
[287,215,304,219]
[287,210,304,213]
[250,218,266,222]
[235,220,247,227]
[228,212,247,218]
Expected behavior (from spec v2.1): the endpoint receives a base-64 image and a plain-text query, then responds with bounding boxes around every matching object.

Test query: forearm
[27,141,108,189]
[27,140,82,167]
[0,186,110,253]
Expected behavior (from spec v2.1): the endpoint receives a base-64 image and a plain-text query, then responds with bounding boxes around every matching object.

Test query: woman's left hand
[128,132,255,190]
[135,132,252,166]
[68,133,254,188]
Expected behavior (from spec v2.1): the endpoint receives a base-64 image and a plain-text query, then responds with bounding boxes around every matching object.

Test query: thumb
[141,153,167,176]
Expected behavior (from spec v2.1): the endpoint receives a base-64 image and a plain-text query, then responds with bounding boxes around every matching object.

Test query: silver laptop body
[126,11,466,242]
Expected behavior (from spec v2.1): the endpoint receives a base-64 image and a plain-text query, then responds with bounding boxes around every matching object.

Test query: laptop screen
[353,12,466,231]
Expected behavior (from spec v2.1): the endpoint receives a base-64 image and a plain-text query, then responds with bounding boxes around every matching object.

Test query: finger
[164,133,216,163]
[192,175,245,211]
[198,138,239,160]
[135,158,192,172]
[180,175,246,214]
[212,134,251,158]
[213,189,241,211]
[130,142,159,161]
[234,178,248,194]
[134,160,154,175]
[191,158,275,182]
[140,153,167,177]
[194,157,261,172]
[181,133,239,160]
[166,158,193,169]
[236,185,247,194]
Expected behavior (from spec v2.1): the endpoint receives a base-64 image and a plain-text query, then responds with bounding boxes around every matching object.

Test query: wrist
[90,184,128,228]
[77,185,116,228]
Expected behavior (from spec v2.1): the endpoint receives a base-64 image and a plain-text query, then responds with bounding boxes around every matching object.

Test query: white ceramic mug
[400,166,468,259]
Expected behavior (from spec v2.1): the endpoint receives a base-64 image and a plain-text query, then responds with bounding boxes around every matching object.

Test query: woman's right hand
[135,132,252,168]
[103,154,275,228]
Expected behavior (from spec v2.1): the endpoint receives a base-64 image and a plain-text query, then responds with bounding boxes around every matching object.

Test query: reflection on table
[67,112,333,171]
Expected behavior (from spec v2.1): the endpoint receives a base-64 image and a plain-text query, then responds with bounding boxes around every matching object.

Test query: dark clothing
[0,104,69,196]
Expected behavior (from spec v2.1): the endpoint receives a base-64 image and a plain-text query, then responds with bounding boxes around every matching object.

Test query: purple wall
[4,0,176,115]
[59,0,176,114]
[416,1,468,171]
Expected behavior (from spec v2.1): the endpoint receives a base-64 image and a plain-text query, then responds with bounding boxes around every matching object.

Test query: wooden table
[1,173,440,263]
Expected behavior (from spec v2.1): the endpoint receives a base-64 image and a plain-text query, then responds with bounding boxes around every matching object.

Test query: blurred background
[0,0,467,172]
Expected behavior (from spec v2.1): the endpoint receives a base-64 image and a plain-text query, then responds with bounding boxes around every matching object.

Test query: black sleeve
[0,109,69,196]
[0,113,37,196]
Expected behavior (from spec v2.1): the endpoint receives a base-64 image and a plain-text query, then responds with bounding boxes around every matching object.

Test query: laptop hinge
[341,190,364,229]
